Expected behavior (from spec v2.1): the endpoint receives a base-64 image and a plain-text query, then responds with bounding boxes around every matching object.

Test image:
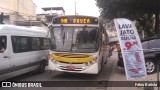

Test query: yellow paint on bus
[50,53,93,63]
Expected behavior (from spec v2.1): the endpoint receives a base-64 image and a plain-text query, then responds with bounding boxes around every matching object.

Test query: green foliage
[96,0,160,38]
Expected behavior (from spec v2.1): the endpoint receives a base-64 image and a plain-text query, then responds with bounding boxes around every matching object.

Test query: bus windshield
[50,26,99,53]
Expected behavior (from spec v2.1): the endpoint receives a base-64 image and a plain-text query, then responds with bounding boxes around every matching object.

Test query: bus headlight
[82,67,86,70]
[85,57,97,66]
[51,59,58,64]
[85,62,89,66]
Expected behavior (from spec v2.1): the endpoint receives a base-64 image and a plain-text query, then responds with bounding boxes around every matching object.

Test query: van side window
[0,36,7,53]
[20,37,29,52]
[12,37,20,53]
[12,36,50,52]
[42,38,50,49]
[12,36,30,53]
[32,37,40,50]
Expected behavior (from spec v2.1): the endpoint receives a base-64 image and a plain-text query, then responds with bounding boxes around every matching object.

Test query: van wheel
[145,59,156,74]
[37,61,46,73]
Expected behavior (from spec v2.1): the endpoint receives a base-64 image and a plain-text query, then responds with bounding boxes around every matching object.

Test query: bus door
[101,28,110,64]
[0,35,11,80]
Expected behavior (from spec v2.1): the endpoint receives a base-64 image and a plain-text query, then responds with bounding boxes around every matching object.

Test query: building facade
[0,0,36,24]
[37,7,65,25]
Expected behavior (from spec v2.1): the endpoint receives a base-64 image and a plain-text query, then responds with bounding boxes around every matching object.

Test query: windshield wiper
[63,33,65,45]
[61,25,65,46]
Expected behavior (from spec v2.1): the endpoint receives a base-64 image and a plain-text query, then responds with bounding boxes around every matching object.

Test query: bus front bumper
[48,60,99,74]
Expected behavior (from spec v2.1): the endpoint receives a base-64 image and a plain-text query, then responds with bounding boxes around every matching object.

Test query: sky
[32,0,100,17]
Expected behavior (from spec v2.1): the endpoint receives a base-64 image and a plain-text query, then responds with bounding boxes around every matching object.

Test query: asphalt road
[1,52,118,90]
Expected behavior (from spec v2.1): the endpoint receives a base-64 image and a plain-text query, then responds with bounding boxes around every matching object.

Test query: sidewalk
[107,52,158,90]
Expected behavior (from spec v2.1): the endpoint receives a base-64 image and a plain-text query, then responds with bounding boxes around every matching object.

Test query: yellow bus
[48,15,110,74]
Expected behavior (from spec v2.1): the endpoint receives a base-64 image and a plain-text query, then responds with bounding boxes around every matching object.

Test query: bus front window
[51,27,73,52]
[50,27,98,53]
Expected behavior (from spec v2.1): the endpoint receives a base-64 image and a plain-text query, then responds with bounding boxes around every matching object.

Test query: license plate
[66,66,75,70]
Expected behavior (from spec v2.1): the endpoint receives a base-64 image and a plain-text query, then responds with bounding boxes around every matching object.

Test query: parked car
[117,38,160,74]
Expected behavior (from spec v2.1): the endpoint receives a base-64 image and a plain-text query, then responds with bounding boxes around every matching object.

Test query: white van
[0,25,50,80]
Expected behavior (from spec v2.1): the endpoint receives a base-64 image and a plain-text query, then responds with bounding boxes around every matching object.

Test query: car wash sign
[114,18,147,80]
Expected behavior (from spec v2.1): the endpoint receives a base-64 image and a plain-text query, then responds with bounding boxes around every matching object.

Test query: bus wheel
[37,61,46,73]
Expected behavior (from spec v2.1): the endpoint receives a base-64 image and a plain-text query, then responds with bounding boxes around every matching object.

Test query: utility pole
[29,16,32,26]
[17,0,19,21]
[142,30,144,39]
[75,1,76,15]
[0,12,4,24]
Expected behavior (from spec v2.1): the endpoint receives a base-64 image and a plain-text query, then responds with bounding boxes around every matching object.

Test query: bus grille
[58,61,84,64]
[59,66,83,71]
[54,53,90,58]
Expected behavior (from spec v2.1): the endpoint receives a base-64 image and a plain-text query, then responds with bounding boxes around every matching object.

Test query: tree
[135,14,154,38]
[96,0,160,37]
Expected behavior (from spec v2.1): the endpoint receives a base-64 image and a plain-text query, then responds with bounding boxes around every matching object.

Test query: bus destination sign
[52,16,98,24]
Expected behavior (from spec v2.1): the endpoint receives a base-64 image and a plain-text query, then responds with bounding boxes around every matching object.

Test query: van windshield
[0,36,7,53]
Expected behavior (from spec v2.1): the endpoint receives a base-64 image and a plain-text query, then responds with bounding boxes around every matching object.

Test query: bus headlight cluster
[49,54,58,64]
[85,57,97,66]
[51,59,58,64]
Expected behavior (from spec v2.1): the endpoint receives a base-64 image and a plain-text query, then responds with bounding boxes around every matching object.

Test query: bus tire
[37,60,46,73]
